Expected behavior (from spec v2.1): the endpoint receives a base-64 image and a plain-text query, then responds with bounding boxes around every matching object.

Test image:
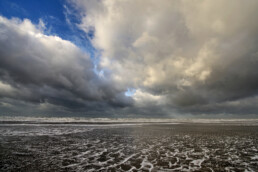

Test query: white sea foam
[0,116,258,125]
[251,155,258,160]
[0,123,257,171]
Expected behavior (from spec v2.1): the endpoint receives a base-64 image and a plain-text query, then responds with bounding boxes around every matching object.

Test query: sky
[0,0,258,118]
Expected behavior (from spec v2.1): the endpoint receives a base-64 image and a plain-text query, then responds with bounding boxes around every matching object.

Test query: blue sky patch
[125,88,136,97]
[0,0,96,58]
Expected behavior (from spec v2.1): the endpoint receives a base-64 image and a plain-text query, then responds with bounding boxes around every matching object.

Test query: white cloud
[133,89,166,107]
[70,0,258,115]
[0,81,16,95]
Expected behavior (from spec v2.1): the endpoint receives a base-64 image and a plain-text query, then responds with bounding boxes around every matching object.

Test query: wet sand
[0,123,257,171]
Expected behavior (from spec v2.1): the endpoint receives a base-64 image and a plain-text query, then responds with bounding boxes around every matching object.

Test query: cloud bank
[0,16,132,116]
[1,0,258,117]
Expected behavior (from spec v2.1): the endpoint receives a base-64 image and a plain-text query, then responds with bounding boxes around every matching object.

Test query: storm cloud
[1,0,258,117]
[0,16,132,115]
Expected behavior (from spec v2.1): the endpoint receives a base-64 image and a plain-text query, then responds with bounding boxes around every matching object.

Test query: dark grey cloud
[0,16,132,115]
